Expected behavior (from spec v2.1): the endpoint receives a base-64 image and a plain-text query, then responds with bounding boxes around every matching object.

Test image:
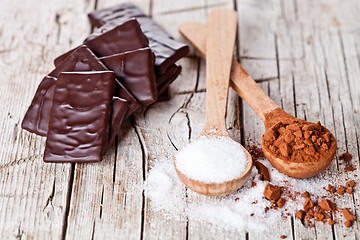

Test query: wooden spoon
[179,22,337,178]
[174,8,253,197]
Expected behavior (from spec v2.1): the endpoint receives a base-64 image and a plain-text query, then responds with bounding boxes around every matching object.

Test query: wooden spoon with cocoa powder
[179,22,337,178]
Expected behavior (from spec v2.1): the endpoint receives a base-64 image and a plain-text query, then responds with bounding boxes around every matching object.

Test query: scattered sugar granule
[175,135,248,183]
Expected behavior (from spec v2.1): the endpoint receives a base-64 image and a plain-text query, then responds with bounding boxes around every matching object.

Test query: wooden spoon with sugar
[174,8,252,197]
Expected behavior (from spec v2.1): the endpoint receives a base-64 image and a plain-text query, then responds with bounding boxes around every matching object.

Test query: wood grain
[0,0,359,239]
[203,8,237,133]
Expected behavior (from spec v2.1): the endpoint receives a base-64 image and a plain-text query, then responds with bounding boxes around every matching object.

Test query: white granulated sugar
[145,155,341,234]
[175,135,247,183]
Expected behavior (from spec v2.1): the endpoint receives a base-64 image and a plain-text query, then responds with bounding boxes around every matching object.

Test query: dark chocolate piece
[100,47,157,105]
[157,65,182,95]
[22,46,139,136]
[21,76,57,136]
[50,45,109,77]
[156,64,181,86]
[87,3,189,74]
[114,79,139,118]
[157,88,172,102]
[86,19,149,57]
[44,71,115,163]
[88,2,146,28]
[54,19,149,66]
[108,97,128,146]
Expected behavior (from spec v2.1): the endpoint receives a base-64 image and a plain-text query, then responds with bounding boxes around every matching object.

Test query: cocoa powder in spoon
[262,118,337,163]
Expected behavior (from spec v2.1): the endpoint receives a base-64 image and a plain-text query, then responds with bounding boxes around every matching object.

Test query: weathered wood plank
[137,58,198,240]
[0,0,95,239]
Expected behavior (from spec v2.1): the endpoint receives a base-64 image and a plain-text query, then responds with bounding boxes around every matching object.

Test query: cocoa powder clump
[295,210,305,220]
[262,109,336,163]
[319,200,335,211]
[264,183,281,202]
[342,208,354,221]
[339,152,352,162]
[255,161,270,181]
[328,219,335,225]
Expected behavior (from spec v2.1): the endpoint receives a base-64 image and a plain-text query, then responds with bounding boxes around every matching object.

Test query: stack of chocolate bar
[22,3,189,163]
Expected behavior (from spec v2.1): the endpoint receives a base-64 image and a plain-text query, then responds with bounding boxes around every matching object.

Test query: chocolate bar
[44,71,115,163]
[87,2,189,74]
[54,19,149,66]
[22,46,139,136]
[100,47,157,105]
[109,97,128,146]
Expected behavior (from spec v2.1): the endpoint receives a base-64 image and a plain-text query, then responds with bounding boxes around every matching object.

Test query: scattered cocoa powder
[247,144,265,160]
[293,184,358,229]
[339,152,352,161]
[262,108,336,163]
[255,161,270,181]
[326,184,336,194]
[344,164,356,172]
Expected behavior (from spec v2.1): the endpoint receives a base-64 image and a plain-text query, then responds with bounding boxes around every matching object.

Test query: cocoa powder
[262,108,336,163]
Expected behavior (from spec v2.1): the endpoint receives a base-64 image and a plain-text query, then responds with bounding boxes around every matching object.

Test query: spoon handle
[204,8,237,133]
[180,22,279,122]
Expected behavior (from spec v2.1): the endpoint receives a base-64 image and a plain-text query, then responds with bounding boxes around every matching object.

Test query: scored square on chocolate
[86,19,149,57]
[100,47,157,105]
[44,71,115,163]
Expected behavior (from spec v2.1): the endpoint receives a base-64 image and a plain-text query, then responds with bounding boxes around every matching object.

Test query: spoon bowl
[261,109,337,178]
[261,144,336,178]
[174,132,253,197]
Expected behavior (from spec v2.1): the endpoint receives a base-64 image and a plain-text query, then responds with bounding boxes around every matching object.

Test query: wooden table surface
[0,0,359,239]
